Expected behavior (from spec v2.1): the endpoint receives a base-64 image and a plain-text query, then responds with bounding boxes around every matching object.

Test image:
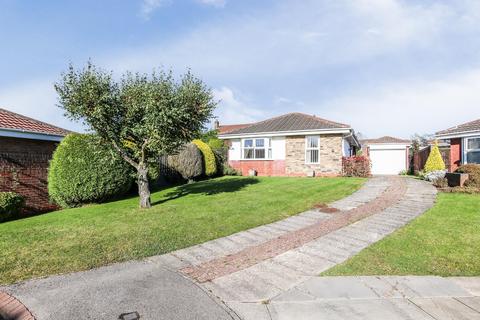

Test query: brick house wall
[285,134,343,176]
[229,134,344,177]
[0,137,58,213]
[229,160,286,176]
[450,138,462,172]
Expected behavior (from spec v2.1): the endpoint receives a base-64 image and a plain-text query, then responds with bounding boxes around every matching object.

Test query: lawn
[323,192,480,277]
[0,176,363,285]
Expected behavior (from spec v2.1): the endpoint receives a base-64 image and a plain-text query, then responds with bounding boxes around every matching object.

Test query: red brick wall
[0,137,59,213]
[229,160,286,176]
[450,138,462,172]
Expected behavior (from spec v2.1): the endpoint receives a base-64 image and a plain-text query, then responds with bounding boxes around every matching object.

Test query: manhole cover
[119,311,140,320]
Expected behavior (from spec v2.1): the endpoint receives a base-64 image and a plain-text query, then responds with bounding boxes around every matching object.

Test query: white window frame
[464,136,480,164]
[305,135,320,164]
[241,138,272,160]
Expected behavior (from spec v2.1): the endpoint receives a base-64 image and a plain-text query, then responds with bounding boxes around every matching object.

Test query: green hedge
[193,139,217,176]
[457,164,480,188]
[0,192,24,222]
[48,134,134,208]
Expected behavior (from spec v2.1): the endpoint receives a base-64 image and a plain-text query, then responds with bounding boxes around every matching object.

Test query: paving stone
[268,298,433,320]
[451,277,480,296]
[456,297,480,313]
[149,253,189,270]
[294,277,379,300]
[410,297,480,320]
[273,250,336,275]
[380,276,472,298]
[226,302,271,320]
[271,288,317,302]
[211,271,283,302]
[243,261,306,290]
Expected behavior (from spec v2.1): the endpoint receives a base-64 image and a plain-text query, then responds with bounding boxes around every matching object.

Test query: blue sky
[1,0,480,138]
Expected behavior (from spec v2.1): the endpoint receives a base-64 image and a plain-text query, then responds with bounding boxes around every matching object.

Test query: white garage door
[370,149,406,175]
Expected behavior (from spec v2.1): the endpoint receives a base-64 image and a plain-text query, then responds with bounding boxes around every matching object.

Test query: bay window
[242,138,272,159]
[465,137,480,164]
[305,136,320,164]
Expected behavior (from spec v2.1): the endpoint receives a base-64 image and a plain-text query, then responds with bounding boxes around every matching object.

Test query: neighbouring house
[361,136,411,175]
[436,118,480,172]
[0,108,69,212]
[217,112,360,176]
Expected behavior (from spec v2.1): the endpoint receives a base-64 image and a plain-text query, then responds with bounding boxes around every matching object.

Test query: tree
[424,141,446,173]
[55,62,216,208]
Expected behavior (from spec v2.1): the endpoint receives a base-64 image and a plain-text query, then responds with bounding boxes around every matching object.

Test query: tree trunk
[137,164,151,208]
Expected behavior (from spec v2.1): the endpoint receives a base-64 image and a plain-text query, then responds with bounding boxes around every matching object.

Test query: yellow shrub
[425,141,446,172]
[192,139,217,176]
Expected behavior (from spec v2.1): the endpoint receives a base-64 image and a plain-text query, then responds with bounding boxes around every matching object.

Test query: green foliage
[424,142,445,172]
[322,193,480,277]
[55,62,216,208]
[0,176,364,284]
[457,164,480,188]
[48,134,134,208]
[193,139,217,176]
[199,129,219,143]
[0,192,24,222]
[167,143,203,181]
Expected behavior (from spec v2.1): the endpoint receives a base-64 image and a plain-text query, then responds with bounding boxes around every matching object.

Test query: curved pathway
[1,176,437,320]
[177,176,437,319]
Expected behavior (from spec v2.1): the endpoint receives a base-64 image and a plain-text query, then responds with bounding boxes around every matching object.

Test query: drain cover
[119,311,140,320]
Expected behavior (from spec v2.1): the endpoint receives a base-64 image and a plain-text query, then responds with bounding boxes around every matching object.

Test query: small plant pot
[445,172,469,187]
[248,169,257,177]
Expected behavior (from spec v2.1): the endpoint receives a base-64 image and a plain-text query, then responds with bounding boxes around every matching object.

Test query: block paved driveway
[4,176,475,319]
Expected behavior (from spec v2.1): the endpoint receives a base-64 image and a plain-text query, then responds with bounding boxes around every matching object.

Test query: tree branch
[112,140,139,169]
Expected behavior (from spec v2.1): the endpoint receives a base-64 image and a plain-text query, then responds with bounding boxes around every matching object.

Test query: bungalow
[217,112,360,176]
[0,108,69,212]
[436,118,480,172]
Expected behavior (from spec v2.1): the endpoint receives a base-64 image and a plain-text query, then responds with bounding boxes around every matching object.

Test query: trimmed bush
[0,192,25,222]
[425,142,445,173]
[342,156,371,177]
[48,134,134,208]
[193,139,217,176]
[457,164,480,188]
[167,143,203,182]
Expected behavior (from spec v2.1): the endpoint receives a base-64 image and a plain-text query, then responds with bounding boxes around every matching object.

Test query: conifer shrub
[48,134,134,208]
[192,139,217,176]
[0,192,25,222]
[167,143,203,182]
[424,142,446,173]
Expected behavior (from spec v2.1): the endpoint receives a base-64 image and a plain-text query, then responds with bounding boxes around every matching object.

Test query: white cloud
[139,0,170,19]
[318,69,480,138]
[0,79,85,132]
[213,87,265,124]
[197,0,226,8]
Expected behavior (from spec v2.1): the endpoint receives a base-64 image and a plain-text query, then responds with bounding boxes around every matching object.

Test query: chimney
[214,119,220,130]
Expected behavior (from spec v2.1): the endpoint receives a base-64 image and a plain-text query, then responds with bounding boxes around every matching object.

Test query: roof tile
[221,113,349,135]
[0,108,70,137]
[361,136,411,145]
[436,118,480,136]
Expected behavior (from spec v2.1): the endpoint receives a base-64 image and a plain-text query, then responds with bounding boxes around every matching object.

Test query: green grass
[323,192,480,277]
[0,176,363,285]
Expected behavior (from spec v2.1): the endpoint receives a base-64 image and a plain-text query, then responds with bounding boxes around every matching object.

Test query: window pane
[244,139,253,148]
[244,148,254,159]
[268,148,272,159]
[307,149,319,163]
[255,139,265,147]
[467,151,480,164]
[307,136,319,148]
[467,138,480,150]
[255,148,265,159]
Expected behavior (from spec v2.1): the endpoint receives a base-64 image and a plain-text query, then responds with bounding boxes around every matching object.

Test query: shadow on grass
[152,177,259,206]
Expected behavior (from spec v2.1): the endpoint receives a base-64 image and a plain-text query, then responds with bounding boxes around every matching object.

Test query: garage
[362,136,411,175]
